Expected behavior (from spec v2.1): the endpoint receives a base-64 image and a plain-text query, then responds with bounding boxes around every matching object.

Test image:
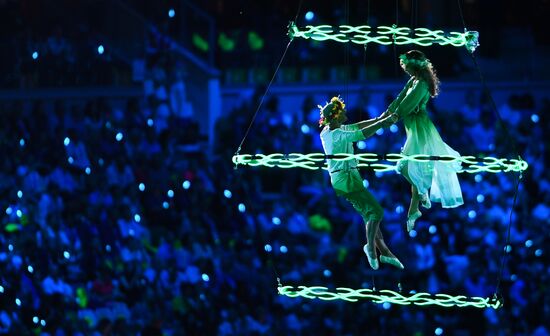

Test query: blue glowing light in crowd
[476,194,485,203]
[376,128,384,135]
[182,180,191,189]
[390,124,398,133]
[134,214,141,222]
[98,158,104,166]
[32,51,38,60]
[357,141,366,150]
[33,316,39,324]
[8,244,13,252]
[435,327,443,335]
[41,320,46,327]
[167,189,174,198]
[409,229,417,238]
[395,205,404,214]
[429,225,437,234]
[115,132,124,141]
[525,240,533,248]
[323,269,332,277]
[84,168,91,176]
[0,286,3,293]
[16,210,22,218]
[15,298,21,306]
[163,202,169,209]
[139,183,145,191]
[5,207,12,215]
[468,210,477,219]
[168,9,176,18]
[280,245,288,253]
[17,190,23,198]
[375,171,383,178]
[224,189,232,198]
[511,274,517,281]
[27,265,34,273]
[535,249,542,257]
[272,217,281,225]
[97,45,104,54]
[129,229,135,236]
[475,174,482,183]
[531,114,539,123]
[105,121,112,129]
[382,302,391,310]
[68,156,74,164]
[64,137,70,146]
[264,244,272,252]
[238,203,246,212]
[147,118,154,127]
[505,245,512,253]
[105,245,112,252]
[19,139,25,147]
[301,124,310,134]
[305,11,314,21]
[63,251,70,259]
[202,273,209,282]
[363,179,369,188]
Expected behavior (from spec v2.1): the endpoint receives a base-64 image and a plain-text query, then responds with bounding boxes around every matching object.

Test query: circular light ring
[278,285,503,309]
[232,153,528,173]
[288,22,479,52]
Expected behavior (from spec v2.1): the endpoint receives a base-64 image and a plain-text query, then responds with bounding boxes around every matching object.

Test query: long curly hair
[401,50,440,98]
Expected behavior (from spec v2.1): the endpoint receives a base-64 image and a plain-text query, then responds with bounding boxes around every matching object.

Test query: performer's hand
[380,115,393,127]
[379,110,390,119]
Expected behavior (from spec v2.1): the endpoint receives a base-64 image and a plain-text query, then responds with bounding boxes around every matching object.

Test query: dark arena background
[0,0,549,335]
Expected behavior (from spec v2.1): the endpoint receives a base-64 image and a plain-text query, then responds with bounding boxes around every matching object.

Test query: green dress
[388,77,464,208]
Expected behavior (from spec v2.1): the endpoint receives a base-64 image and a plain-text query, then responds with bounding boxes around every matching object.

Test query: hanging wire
[363,0,371,61]
[393,0,400,77]
[414,0,419,29]
[232,0,304,290]
[410,0,415,29]
[234,0,304,157]
[344,0,351,100]
[455,0,523,302]
[234,41,293,157]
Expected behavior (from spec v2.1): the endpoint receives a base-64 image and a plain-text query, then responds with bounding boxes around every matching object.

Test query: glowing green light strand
[232,153,528,173]
[278,285,503,309]
[287,22,480,52]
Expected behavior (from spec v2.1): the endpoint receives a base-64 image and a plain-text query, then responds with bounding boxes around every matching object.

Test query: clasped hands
[377,110,399,127]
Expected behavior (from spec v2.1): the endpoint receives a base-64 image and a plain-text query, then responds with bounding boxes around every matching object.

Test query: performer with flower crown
[319,96,403,270]
[384,50,464,233]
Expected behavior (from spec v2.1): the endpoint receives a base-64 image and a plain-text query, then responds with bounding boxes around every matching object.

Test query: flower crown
[399,54,431,69]
[318,96,345,127]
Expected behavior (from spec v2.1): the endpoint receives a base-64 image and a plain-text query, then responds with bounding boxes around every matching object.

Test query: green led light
[288,22,480,52]
[278,285,503,309]
[232,153,528,173]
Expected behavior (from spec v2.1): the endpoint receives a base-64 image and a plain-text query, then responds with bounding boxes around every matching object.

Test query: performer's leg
[401,164,421,217]
[343,189,384,269]
[375,229,405,269]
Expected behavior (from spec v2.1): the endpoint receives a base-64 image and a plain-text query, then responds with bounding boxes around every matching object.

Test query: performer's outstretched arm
[387,77,415,114]
[393,80,428,118]
[349,116,382,130]
[359,114,397,138]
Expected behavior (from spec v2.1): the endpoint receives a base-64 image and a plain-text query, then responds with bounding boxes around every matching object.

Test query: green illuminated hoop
[278,285,502,309]
[232,153,528,173]
[288,22,480,52]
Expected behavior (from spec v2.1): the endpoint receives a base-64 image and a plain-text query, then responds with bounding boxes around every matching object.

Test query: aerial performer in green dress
[319,97,404,270]
[385,50,464,233]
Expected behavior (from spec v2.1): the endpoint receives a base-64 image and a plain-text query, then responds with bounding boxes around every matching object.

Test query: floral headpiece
[318,96,345,127]
[399,53,431,69]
